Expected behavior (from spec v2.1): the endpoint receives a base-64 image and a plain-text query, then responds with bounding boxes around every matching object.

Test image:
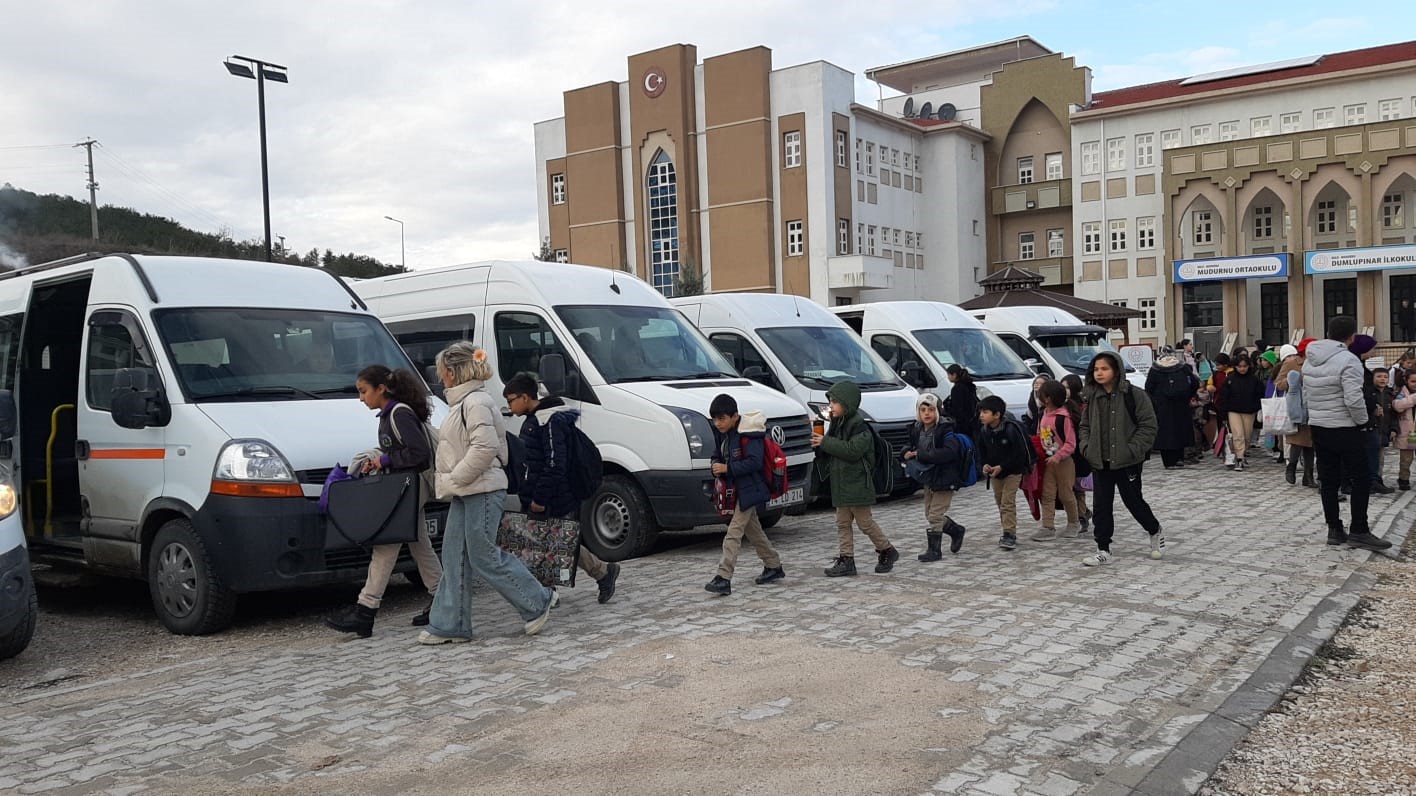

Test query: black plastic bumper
[641,463,811,529]
[188,495,448,594]
[0,543,34,638]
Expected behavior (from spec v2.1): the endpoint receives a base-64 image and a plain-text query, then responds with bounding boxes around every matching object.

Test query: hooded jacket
[815,381,876,507]
[518,396,582,518]
[1079,352,1158,470]
[1217,366,1265,414]
[1301,340,1367,429]
[435,379,509,500]
[1144,358,1198,452]
[907,397,963,490]
[712,409,771,511]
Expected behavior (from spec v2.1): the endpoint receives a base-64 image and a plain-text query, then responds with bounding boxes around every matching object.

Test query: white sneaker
[1032,527,1058,542]
[524,589,560,636]
[1150,533,1166,560]
[1082,550,1112,567]
[1064,522,1082,535]
[416,630,471,645]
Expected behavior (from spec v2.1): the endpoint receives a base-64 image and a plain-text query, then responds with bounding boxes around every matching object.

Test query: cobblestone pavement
[2,449,1410,795]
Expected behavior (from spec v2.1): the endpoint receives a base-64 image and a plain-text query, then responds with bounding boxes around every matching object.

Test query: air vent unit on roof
[937,103,957,121]
[903,97,915,118]
[918,101,933,119]
[1178,54,1322,86]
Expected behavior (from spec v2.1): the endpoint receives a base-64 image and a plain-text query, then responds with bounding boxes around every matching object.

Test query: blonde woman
[418,342,558,644]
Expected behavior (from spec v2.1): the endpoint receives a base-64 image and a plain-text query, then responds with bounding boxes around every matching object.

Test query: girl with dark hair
[1078,352,1163,567]
[1217,355,1264,471]
[1023,374,1051,435]
[1032,380,1081,541]
[944,363,979,436]
[324,365,444,638]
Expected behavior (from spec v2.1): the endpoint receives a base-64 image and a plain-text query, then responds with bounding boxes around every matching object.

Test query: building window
[1045,152,1062,180]
[1047,228,1064,257]
[1379,99,1402,121]
[551,173,566,205]
[865,142,874,176]
[1218,121,1240,141]
[1081,141,1099,175]
[1316,200,1337,234]
[1139,298,1158,331]
[1135,133,1154,168]
[855,138,862,173]
[891,148,900,167]
[836,131,848,167]
[1109,218,1127,252]
[1106,137,1125,171]
[838,218,850,254]
[783,131,801,168]
[1382,194,1404,229]
[971,220,979,236]
[554,249,568,263]
[646,150,680,297]
[881,227,891,249]
[905,231,915,249]
[1137,216,1156,250]
[1280,112,1301,133]
[917,232,924,250]
[892,228,901,247]
[787,220,804,256]
[1251,117,1272,137]
[866,225,877,256]
[1314,108,1335,129]
[856,222,864,251]
[1161,129,1182,150]
[1083,222,1101,254]
[1183,282,1224,327]
[1253,205,1274,239]
[1344,104,1366,126]
[1191,125,1213,145]
[1194,210,1213,244]
[1018,156,1034,184]
[1019,232,1035,260]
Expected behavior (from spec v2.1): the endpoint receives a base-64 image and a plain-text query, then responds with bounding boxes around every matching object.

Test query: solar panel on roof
[1178,54,1323,86]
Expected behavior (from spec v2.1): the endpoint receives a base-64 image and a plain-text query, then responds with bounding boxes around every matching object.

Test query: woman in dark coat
[944,364,980,436]
[1144,349,1199,469]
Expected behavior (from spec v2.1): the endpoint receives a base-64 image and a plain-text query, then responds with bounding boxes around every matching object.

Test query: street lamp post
[384,215,405,270]
[224,55,288,262]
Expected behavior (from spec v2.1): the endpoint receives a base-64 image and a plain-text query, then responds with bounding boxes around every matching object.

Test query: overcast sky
[2,1,1410,269]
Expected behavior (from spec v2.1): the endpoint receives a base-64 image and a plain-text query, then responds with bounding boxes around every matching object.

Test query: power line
[93,145,241,235]
[0,143,71,151]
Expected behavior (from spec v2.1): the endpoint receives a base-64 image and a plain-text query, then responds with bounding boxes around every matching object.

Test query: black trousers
[1159,448,1183,467]
[1092,464,1161,551]
[1311,425,1370,533]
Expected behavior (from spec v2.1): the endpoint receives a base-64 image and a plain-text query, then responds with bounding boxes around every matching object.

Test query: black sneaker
[999,533,1018,551]
[1326,525,1347,546]
[597,563,621,604]
[754,567,785,585]
[410,603,431,627]
[824,556,857,577]
[1372,481,1396,495]
[1346,532,1393,551]
[874,546,900,573]
[704,575,732,595]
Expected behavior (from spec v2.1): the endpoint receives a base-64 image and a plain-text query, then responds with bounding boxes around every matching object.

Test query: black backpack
[1053,411,1091,478]
[866,424,896,495]
[566,423,603,501]
[504,431,526,494]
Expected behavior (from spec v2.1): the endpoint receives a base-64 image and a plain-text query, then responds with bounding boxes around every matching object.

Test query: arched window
[647,150,680,296]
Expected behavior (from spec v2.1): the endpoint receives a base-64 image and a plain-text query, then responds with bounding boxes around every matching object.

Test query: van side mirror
[1024,358,1047,375]
[423,365,445,400]
[539,352,581,398]
[0,390,14,440]
[900,360,927,387]
[111,367,171,429]
[742,365,770,384]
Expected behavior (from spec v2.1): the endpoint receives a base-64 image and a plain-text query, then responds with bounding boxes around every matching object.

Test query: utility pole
[74,138,99,242]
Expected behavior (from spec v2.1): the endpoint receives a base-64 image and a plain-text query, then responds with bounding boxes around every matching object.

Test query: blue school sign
[1304,243,1416,274]
[1173,253,1289,283]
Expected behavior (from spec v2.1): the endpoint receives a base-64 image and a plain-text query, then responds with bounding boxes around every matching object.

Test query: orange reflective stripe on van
[87,448,167,460]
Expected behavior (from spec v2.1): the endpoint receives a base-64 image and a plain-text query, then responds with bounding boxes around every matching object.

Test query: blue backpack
[944,431,979,489]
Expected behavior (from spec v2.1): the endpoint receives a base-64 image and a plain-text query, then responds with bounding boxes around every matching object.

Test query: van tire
[760,510,784,529]
[579,475,657,562]
[148,519,238,635]
[0,579,37,661]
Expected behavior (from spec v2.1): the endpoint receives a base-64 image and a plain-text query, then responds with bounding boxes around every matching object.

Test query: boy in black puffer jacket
[904,393,967,560]
[976,395,1034,551]
[704,393,784,596]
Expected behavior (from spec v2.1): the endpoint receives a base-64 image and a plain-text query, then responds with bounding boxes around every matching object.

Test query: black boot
[824,556,857,577]
[874,546,900,573]
[1285,458,1297,485]
[1326,524,1347,546]
[918,532,944,562]
[942,519,967,553]
[325,604,377,638]
[411,601,431,626]
[1400,480,1411,491]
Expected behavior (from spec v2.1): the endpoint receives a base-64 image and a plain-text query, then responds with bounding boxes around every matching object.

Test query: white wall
[532,117,567,246]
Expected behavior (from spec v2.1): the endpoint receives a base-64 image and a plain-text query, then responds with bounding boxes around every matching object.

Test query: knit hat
[1351,334,1377,356]
[916,392,941,412]
[1279,344,1298,359]
[1297,337,1317,356]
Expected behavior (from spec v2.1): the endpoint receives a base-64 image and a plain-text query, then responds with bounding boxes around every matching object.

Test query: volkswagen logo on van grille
[769,425,786,445]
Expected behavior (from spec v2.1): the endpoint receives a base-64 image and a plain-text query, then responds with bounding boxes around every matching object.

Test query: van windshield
[758,326,903,390]
[556,305,738,384]
[153,308,414,401]
[913,328,1032,380]
[1036,334,1133,375]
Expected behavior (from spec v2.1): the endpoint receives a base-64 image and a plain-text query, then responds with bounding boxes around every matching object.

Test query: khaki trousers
[1228,412,1255,460]
[835,506,891,557]
[1040,458,1079,529]
[992,473,1022,533]
[922,487,954,531]
[717,505,781,579]
[577,546,608,581]
[358,508,443,609]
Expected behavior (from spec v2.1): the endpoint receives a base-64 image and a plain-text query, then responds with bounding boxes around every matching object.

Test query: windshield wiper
[194,385,322,401]
[793,374,837,389]
[682,371,739,379]
[312,385,359,395]
[975,372,1032,380]
[855,380,900,388]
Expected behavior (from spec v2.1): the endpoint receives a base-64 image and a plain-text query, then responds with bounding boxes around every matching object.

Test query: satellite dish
[919,101,933,119]
[902,97,915,118]
[938,103,957,121]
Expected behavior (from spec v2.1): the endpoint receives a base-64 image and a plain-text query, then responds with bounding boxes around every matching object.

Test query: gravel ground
[1202,534,1416,796]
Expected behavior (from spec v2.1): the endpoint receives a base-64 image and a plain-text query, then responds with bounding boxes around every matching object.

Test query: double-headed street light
[384,215,405,270]
[224,55,288,262]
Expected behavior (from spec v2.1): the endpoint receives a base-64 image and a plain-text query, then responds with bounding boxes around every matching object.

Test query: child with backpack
[1033,380,1082,541]
[704,393,784,595]
[903,393,968,560]
[976,394,1035,551]
[811,381,899,577]
[502,373,621,604]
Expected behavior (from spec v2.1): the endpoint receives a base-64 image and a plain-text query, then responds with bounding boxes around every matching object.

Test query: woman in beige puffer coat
[417,342,558,644]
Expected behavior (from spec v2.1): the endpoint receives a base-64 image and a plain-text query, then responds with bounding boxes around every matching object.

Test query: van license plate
[425,517,442,539]
[767,487,805,509]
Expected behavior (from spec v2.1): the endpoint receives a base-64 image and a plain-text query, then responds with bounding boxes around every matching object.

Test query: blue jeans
[428,491,553,639]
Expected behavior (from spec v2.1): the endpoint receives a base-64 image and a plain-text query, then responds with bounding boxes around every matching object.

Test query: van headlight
[211,440,303,498]
[0,480,16,519]
[665,406,714,459]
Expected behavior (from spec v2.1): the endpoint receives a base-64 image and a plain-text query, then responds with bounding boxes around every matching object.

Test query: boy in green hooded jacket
[811,380,899,577]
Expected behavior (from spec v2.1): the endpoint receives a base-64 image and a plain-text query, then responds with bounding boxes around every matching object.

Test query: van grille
[872,421,915,459]
[297,467,334,486]
[325,540,443,570]
[767,415,813,458]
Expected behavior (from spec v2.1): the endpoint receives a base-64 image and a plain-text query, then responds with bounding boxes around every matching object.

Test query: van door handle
[76,440,91,460]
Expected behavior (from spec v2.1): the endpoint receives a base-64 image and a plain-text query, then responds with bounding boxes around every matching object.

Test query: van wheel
[0,578,37,661]
[148,519,237,635]
[760,510,784,529]
[579,475,657,562]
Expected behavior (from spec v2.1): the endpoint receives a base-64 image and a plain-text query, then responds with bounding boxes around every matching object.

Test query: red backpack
[741,436,789,499]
